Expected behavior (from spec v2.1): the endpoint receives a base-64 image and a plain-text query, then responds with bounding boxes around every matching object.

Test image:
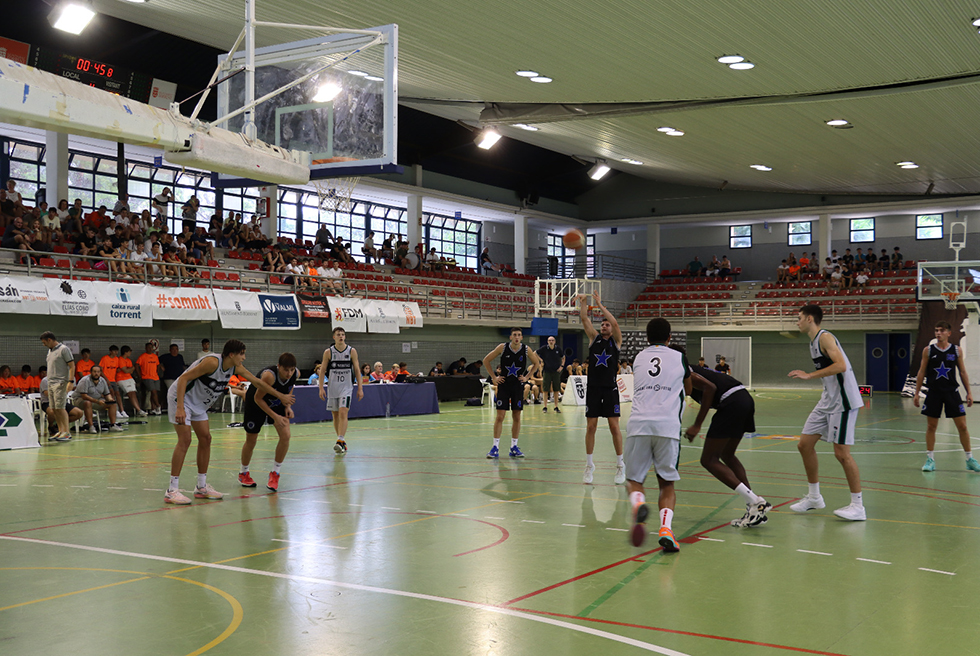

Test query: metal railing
[526,254,657,284]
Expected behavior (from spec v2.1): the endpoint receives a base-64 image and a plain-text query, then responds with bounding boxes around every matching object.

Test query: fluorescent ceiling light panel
[50,2,96,34]
[477,129,502,149]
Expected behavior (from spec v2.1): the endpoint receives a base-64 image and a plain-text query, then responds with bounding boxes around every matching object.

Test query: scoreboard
[0,36,174,107]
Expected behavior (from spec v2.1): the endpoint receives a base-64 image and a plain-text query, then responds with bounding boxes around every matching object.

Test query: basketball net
[942,291,960,310]
[312,177,360,218]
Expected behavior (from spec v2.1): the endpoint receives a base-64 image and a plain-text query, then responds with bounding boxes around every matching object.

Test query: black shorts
[705,390,756,439]
[586,385,620,418]
[494,383,524,412]
[542,371,561,392]
[921,389,966,419]
[243,403,287,434]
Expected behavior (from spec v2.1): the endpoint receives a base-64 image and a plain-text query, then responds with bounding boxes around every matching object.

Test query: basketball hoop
[941,291,960,309]
[312,177,360,216]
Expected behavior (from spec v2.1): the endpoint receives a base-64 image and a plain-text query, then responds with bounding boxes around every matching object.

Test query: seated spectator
[425,247,441,271]
[854,266,869,288]
[75,226,99,257]
[73,365,122,432]
[83,206,110,235]
[317,260,344,295]
[360,363,372,385]
[822,257,835,280]
[362,231,378,262]
[190,227,213,261]
[76,349,94,381]
[879,249,890,271]
[688,255,704,277]
[854,248,865,267]
[715,357,731,374]
[464,359,483,375]
[480,247,501,275]
[228,374,248,399]
[429,361,445,376]
[840,263,853,288]
[865,248,878,271]
[16,365,38,394]
[446,357,467,375]
[40,207,62,245]
[829,266,843,289]
[841,248,854,269]
[129,242,149,279]
[808,252,820,273]
[719,256,732,277]
[0,365,17,393]
[2,216,36,254]
[307,361,322,385]
[619,360,633,375]
[394,241,411,268]
[705,256,720,276]
[313,224,334,253]
[891,246,904,270]
[379,234,394,260]
[776,259,788,282]
[787,260,802,281]
[94,236,121,274]
[284,257,305,286]
[798,252,810,274]
[369,361,386,383]
[830,249,839,265]
[5,180,24,218]
[331,237,354,264]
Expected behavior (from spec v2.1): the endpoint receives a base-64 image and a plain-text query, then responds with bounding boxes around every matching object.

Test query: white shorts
[326,395,352,412]
[117,378,137,394]
[803,408,859,446]
[624,434,681,484]
[167,387,210,425]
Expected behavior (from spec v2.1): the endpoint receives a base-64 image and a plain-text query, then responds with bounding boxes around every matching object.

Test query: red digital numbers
[75,58,112,78]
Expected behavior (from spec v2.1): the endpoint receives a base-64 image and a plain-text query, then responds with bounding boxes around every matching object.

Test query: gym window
[916,214,943,240]
[730,225,752,249]
[788,221,812,246]
[850,218,875,243]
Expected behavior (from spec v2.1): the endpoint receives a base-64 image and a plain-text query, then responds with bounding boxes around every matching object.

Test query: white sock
[616,454,624,467]
[168,476,179,492]
[735,483,761,505]
[273,461,282,474]
[808,482,821,497]
[337,435,344,441]
[966,451,973,461]
[629,491,645,507]
[586,453,594,467]
[196,473,207,489]
[493,437,500,448]
[240,465,249,474]
[511,438,519,448]
[927,451,935,460]
[660,508,673,530]
[851,492,863,506]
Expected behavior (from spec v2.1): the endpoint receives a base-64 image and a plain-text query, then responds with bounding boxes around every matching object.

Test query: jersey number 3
[648,357,661,378]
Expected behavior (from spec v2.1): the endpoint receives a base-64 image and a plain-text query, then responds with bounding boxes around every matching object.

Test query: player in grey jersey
[318,327,364,454]
[164,339,296,505]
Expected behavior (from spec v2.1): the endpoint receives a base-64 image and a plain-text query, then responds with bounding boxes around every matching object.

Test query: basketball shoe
[238,472,257,487]
[164,489,191,505]
[509,445,525,458]
[790,494,825,512]
[334,439,347,454]
[658,526,680,553]
[630,502,649,547]
[613,464,626,485]
[486,445,499,459]
[732,500,772,527]
[582,463,595,484]
[921,457,936,472]
[267,471,280,492]
[833,503,866,521]
[194,484,224,500]
[966,457,980,472]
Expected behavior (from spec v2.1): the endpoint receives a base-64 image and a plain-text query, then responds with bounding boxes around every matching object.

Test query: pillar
[406,194,423,247]
[818,214,831,260]
[514,215,528,274]
[646,224,661,274]
[258,185,277,240]
[45,131,69,206]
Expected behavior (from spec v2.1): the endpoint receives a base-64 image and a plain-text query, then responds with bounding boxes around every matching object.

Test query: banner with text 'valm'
[96,282,152,327]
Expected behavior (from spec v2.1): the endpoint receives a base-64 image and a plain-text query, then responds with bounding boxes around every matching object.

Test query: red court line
[508,607,850,656]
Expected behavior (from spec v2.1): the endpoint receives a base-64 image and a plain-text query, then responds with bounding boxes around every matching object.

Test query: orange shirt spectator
[15,372,36,393]
[117,356,134,381]
[229,374,243,387]
[799,255,810,270]
[788,264,801,278]
[0,368,17,393]
[76,355,94,381]
[137,351,160,381]
[99,351,120,383]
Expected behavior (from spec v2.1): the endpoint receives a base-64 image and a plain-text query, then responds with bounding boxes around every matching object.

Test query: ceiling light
[621,158,643,165]
[896,161,914,166]
[729,61,755,70]
[973,18,980,26]
[530,76,553,83]
[588,162,611,180]
[515,70,539,77]
[312,81,342,103]
[48,1,96,34]
[513,124,539,131]
[364,75,384,82]
[348,70,369,77]
[826,119,849,126]
[665,130,685,136]
[901,164,919,169]
[717,55,745,64]
[657,127,674,132]
[750,164,772,171]
[123,0,148,3]
[476,129,502,150]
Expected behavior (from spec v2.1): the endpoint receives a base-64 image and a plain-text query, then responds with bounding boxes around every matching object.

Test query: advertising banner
[563,375,633,406]
[259,294,301,330]
[327,296,367,333]
[44,278,98,317]
[150,286,218,321]
[366,301,400,334]
[297,293,331,322]
[213,289,263,329]
[95,281,152,327]
[0,275,50,315]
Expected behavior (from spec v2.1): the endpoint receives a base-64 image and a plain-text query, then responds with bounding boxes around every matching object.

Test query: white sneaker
[109,425,124,432]
[789,494,825,512]
[87,426,98,434]
[117,410,129,419]
[137,410,148,417]
[164,489,191,505]
[151,409,162,415]
[833,503,866,521]
[613,463,626,485]
[582,463,595,484]
[194,484,224,500]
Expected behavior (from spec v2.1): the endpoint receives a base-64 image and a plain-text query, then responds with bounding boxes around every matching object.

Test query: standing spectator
[535,335,565,414]
[197,339,212,361]
[73,365,123,432]
[41,331,75,441]
[5,180,24,217]
[181,196,200,233]
[113,192,130,217]
[715,356,731,375]
[159,343,187,392]
[136,342,162,415]
[152,187,173,220]
[99,345,121,407]
[117,346,147,417]
[891,246,904,271]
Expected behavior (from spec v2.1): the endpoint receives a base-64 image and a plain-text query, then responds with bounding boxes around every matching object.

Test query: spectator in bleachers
[380,234,395,260]
[394,240,411,268]
[152,187,173,218]
[75,226,99,257]
[181,196,199,232]
[0,190,13,228]
[112,192,129,217]
[829,265,843,289]
[425,247,441,271]
[808,252,820,274]
[94,235,121,274]
[285,257,305,286]
[705,256,720,276]
[840,262,853,288]
[262,247,286,273]
[190,227,213,262]
[16,365,37,393]
[480,247,501,275]
[822,257,835,280]
[776,259,789,282]
[332,237,354,264]
[787,259,802,282]
[830,249,839,265]
[842,248,854,269]
[0,365,16,393]
[318,260,344,295]
[2,216,36,255]
[855,248,866,267]
[854,266,869,288]
[798,252,810,274]
[73,365,123,432]
[147,243,167,278]
[83,205,110,235]
[719,255,732,278]
[891,246,903,270]
[27,216,49,253]
[687,255,704,276]
[362,231,378,263]
[243,223,270,252]
[129,242,149,278]
[879,248,890,271]
[5,180,24,217]
[864,248,877,271]
[76,348,94,381]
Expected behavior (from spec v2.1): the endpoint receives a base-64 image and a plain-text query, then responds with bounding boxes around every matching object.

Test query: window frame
[729,225,752,249]
[849,217,875,243]
[787,221,812,246]
[915,213,943,240]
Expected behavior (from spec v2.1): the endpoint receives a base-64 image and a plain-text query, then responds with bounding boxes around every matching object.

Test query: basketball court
[2,390,979,655]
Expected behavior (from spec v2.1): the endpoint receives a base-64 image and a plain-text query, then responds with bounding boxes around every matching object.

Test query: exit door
[889,333,911,392]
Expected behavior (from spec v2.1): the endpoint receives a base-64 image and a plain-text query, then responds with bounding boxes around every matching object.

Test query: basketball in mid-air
[563,229,586,250]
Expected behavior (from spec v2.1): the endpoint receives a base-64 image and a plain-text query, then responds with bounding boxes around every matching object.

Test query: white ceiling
[94,0,980,195]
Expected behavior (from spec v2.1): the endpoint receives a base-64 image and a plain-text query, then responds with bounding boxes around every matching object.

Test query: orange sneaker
[238,471,257,487]
[630,503,649,547]
[267,471,280,492]
[658,526,679,553]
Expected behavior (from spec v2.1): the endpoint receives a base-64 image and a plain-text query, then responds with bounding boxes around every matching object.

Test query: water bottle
[385,402,390,418]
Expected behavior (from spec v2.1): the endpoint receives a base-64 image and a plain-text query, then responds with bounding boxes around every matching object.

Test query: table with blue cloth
[289,383,440,423]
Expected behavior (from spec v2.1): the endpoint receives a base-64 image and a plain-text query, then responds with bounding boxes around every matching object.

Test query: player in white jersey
[318,327,364,454]
[625,318,692,551]
[788,304,866,520]
[164,339,296,505]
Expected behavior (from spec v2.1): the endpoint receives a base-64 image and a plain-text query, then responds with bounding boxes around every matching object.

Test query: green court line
[576,495,737,617]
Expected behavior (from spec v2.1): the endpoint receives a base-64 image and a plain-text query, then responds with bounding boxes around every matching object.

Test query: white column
[406,194,423,247]
[45,131,69,206]
[646,224,661,273]
[258,185,277,240]
[514,215,528,274]
[818,214,831,259]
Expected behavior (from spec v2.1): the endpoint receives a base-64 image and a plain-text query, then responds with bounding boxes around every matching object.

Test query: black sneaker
[554,407,562,414]
[542,407,548,413]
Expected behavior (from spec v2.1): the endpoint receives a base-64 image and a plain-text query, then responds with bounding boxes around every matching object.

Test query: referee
[536,335,564,414]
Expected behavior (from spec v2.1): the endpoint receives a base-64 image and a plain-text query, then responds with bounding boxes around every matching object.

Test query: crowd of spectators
[686,254,735,278]
[775,246,905,289]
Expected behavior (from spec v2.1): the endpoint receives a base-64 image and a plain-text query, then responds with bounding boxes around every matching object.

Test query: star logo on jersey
[935,362,952,380]
[506,364,521,376]
[594,350,611,367]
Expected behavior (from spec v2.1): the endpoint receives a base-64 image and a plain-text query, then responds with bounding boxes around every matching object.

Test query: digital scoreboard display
[28,47,154,103]
[859,385,873,397]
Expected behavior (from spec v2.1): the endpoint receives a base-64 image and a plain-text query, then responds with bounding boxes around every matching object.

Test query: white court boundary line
[0,535,690,656]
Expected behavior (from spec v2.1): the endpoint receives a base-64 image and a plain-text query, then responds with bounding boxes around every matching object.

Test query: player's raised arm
[957,347,974,407]
[578,294,597,340]
[318,348,332,400]
[594,291,622,347]
[913,346,930,407]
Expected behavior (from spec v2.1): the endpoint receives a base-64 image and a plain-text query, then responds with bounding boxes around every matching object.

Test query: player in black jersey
[577,292,626,485]
[239,352,298,491]
[481,327,543,458]
[914,321,975,472]
[684,363,771,527]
